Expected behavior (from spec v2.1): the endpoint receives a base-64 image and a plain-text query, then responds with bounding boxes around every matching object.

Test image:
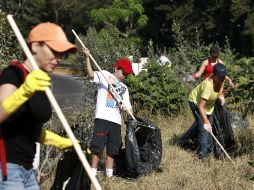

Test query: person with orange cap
[0,22,77,189]
[83,48,134,178]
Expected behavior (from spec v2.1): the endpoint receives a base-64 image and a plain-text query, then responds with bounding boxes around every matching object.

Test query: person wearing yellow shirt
[186,63,226,159]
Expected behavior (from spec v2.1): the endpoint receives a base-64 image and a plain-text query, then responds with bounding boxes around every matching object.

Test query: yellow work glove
[39,130,73,150]
[86,148,91,154]
[2,69,51,114]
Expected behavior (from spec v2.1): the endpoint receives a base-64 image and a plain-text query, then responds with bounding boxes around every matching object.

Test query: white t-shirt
[158,55,172,66]
[93,70,132,125]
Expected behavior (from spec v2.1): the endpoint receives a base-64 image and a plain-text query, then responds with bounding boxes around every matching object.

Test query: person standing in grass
[184,64,227,159]
[0,22,77,189]
[83,48,134,177]
[157,50,172,67]
[191,46,234,88]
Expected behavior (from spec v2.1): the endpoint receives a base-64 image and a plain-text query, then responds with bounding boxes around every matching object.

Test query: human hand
[83,48,90,58]
[192,73,197,79]
[189,75,196,82]
[55,137,73,150]
[1,69,50,114]
[39,130,80,150]
[23,70,51,96]
[218,95,225,106]
[229,80,234,88]
[184,74,196,82]
[203,120,212,133]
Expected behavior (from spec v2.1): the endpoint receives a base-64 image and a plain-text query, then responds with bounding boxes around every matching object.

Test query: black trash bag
[177,101,236,154]
[50,149,91,190]
[213,101,236,152]
[114,147,135,178]
[115,115,162,177]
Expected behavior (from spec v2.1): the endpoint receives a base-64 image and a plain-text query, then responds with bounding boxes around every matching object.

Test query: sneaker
[105,168,113,177]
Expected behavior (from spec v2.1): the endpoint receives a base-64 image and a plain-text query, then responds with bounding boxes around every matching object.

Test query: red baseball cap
[28,22,77,53]
[114,59,135,75]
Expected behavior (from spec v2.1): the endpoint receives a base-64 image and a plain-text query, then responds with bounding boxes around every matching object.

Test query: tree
[0,9,22,69]
[90,0,148,38]
[230,0,254,55]
[72,26,140,73]
[1,0,253,56]
[141,0,253,56]
[0,0,112,40]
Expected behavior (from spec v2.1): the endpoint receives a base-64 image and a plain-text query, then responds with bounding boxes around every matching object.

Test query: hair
[115,66,123,72]
[210,46,220,54]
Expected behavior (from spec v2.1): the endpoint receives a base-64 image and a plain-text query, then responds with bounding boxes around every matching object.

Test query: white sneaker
[91,168,97,176]
[105,168,113,177]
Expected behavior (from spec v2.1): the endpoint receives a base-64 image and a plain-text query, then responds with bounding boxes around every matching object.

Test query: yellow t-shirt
[188,79,219,115]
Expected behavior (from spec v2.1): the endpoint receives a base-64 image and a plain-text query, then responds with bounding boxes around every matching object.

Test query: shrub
[170,21,208,80]
[0,10,22,69]
[126,58,188,116]
[169,21,254,115]
[226,57,254,115]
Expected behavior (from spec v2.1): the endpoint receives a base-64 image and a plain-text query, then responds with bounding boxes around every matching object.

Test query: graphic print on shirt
[106,76,126,111]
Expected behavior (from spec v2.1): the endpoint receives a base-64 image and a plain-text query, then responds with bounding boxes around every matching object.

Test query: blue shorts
[90,119,121,155]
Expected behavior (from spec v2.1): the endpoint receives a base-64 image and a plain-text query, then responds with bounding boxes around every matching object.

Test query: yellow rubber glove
[2,69,51,114]
[39,130,73,150]
[86,148,91,154]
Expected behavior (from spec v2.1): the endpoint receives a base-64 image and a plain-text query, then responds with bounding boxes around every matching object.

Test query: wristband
[203,119,209,124]
[219,89,225,96]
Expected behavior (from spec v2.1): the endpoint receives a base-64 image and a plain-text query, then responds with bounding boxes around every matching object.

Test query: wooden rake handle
[7,15,102,190]
[72,29,136,121]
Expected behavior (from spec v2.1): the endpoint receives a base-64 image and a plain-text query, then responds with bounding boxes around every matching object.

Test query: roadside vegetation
[38,20,254,189]
[1,2,254,189]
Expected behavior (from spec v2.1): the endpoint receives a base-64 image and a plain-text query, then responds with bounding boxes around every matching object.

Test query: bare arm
[219,60,234,88]
[0,84,17,124]
[225,75,234,88]
[198,98,209,123]
[83,48,94,80]
[194,60,207,78]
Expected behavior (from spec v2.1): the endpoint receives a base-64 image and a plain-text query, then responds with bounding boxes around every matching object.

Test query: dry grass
[40,110,254,190]
[92,111,254,190]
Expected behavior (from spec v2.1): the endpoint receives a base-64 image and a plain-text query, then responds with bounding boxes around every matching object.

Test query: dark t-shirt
[0,63,52,169]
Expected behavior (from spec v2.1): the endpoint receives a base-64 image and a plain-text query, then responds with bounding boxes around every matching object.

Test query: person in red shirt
[192,46,234,88]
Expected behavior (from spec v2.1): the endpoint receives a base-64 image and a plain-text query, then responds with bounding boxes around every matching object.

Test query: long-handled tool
[7,15,102,190]
[194,111,235,165]
[72,29,136,121]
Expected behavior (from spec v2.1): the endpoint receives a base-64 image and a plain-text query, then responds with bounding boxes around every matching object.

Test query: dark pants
[188,101,214,159]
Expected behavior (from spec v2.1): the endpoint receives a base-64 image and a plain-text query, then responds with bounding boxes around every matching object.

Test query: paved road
[50,73,84,108]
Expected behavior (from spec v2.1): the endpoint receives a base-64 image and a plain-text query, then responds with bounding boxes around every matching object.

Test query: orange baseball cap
[114,59,135,75]
[28,22,77,53]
